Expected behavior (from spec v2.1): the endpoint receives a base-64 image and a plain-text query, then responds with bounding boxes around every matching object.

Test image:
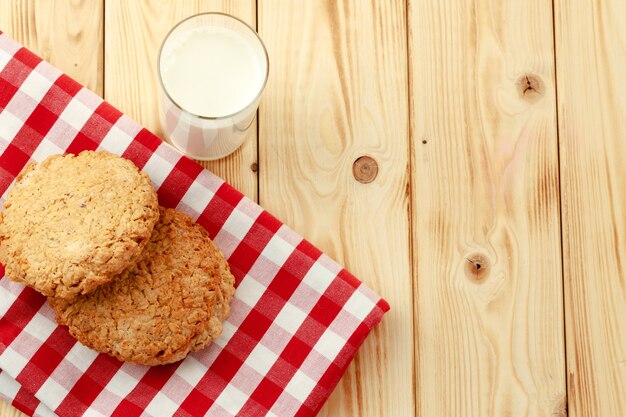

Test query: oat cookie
[50,207,236,366]
[0,151,159,299]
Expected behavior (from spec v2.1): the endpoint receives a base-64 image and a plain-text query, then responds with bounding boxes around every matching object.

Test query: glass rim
[157,12,269,121]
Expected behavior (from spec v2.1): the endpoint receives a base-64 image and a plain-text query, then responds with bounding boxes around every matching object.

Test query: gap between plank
[101,0,105,99]
[255,0,261,205]
[404,0,419,416]
[551,0,569,415]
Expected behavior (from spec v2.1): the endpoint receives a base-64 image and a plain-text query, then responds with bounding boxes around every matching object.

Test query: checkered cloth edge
[0,32,389,417]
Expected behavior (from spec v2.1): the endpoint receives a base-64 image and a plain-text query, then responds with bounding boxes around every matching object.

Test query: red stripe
[94,101,122,125]
[312,366,344,411]
[12,48,42,69]
[0,144,31,177]
[244,348,304,413]
[10,124,44,159]
[78,105,117,144]
[302,305,387,415]
[302,361,340,415]
[237,308,275,343]
[176,388,212,416]
[178,350,244,415]
[54,355,124,417]
[357,300,389,331]
[294,238,323,263]
[11,385,40,416]
[226,241,265,285]
[178,308,276,416]
[0,167,15,197]
[65,100,124,155]
[179,247,312,416]
[22,104,57,139]
[15,327,76,395]
[377,296,391,313]
[110,364,180,417]
[0,77,18,108]
[121,140,155,170]
[267,260,314,302]
[53,73,81,96]
[254,210,282,234]
[294,404,316,417]
[243,242,325,396]
[346,321,371,350]
[0,58,30,89]
[65,131,100,154]
[10,74,79,156]
[242,315,325,414]
[157,157,202,208]
[182,239,323,414]
[196,184,244,238]
[225,211,283,284]
[235,399,268,417]
[134,129,161,152]
[121,128,160,169]
[0,49,41,94]
[37,79,73,115]
[215,181,245,208]
[111,399,143,417]
[0,287,46,349]
[307,292,345,328]
[277,336,313,370]
[336,269,361,290]
[236,214,279,251]
[243,266,359,413]
[238,377,281,415]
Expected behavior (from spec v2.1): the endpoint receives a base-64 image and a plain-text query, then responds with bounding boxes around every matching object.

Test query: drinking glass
[157,13,269,160]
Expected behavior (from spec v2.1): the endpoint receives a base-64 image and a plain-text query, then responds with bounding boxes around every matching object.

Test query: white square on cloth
[144,391,180,417]
[35,378,69,410]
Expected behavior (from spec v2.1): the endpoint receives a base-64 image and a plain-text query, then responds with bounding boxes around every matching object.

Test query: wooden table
[1,1,626,416]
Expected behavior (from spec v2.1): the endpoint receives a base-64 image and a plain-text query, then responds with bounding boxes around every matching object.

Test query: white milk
[160,27,264,117]
[158,18,268,160]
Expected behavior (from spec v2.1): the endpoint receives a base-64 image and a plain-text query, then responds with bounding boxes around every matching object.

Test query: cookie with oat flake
[0,151,159,299]
[50,207,236,366]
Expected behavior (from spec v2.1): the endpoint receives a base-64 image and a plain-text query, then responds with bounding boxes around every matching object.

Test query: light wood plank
[409,0,565,416]
[555,1,626,415]
[0,403,26,417]
[259,1,413,416]
[0,1,103,416]
[104,0,257,200]
[0,0,103,94]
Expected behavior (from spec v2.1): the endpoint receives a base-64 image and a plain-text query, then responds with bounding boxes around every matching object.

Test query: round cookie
[0,151,159,299]
[50,207,236,366]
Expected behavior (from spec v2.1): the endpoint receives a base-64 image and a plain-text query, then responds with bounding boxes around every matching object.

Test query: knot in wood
[352,156,378,184]
[517,74,544,102]
[465,253,490,282]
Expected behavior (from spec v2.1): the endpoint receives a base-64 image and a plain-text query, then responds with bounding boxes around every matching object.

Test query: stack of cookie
[0,151,235,366]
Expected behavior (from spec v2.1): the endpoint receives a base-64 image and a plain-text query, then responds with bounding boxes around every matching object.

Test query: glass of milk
[157,13,269,160]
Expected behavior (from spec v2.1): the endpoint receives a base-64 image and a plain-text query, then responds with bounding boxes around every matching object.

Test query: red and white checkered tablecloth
[0,32,389,417]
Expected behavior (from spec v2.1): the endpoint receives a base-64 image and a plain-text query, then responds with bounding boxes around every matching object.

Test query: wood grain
[0,402,26,417]
[0,0,103,94]
[258,1,413,416]
[104,0,258,200]
[0,1,103,415]
[6,1,626,416]
[408,0,566,416]
[555,1,626,415]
